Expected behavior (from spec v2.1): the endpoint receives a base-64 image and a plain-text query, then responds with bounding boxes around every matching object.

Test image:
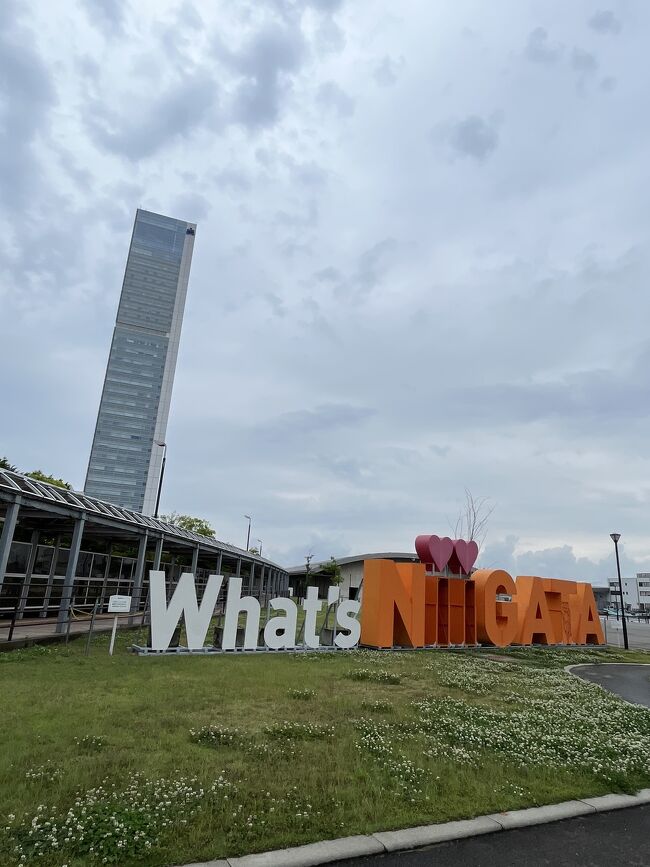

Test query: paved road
[338,806,650,867]
[600,617,650,650]
[572,663,650,708]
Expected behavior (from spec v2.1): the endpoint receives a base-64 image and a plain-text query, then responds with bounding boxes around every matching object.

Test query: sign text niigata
[146,535,605,653]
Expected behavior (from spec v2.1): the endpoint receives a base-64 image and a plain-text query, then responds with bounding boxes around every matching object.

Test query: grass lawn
[1,633,649,866]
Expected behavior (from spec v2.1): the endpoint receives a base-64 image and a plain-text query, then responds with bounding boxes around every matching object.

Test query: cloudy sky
[2,0,649,579]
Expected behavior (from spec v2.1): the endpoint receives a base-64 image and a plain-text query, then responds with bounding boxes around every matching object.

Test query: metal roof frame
[0,470,281,570]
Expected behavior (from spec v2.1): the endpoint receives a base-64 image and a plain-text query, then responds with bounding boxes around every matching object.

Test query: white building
[608,573,650,612]
[287,552,419,600]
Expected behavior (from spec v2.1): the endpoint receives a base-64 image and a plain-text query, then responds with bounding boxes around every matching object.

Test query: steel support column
[130,534,149,620]
[99,543,113,612]
[216,552,223,574]
[56,515,86,633]
[0,498,20,595]
[17,529,39,618]
[41,535,61,618]
[153,535,164,571]
[191,544,199,575]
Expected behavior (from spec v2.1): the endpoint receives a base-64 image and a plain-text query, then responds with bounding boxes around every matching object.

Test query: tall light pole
[244,515,251,551]
[154,442,167,519]
[610,533,629,650]
[257,539,263,557]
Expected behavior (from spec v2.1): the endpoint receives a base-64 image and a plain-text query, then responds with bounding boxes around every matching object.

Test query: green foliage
[26,469,72,490]
[160,511,215,538]
[0,457,17,471]
[320,556,342,585]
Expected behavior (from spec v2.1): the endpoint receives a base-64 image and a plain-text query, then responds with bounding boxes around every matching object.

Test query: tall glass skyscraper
[84,209,196,514]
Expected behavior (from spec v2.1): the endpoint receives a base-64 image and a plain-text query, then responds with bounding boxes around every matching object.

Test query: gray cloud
[418,340,650,434]
[373,56,402,86]
[446,115,500,161]
[316,81,355,116]
[481,536,648,584]
[524,27,562,64]
[86,73,217,160]
[227,23,306,129]
[335,239,398,301]
[81,0,125,35]
[0,3,55,207]
[314,16,345,53]
[588,10,622,35]
[314,266,342,282]
[571,47,599,75]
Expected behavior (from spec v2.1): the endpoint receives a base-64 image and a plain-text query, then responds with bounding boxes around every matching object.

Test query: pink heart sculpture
[415,535,454,572]
[449,539,479,575]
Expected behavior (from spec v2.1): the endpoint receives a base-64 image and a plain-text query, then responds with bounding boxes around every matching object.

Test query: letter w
[149,571,223,650]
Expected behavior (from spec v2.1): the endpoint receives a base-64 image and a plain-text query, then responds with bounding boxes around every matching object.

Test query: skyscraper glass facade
[84,209,196,513]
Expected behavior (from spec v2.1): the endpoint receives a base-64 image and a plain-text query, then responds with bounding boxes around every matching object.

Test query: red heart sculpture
[415,535,454,572]
[449,539,479,575]
[415,535,432,564]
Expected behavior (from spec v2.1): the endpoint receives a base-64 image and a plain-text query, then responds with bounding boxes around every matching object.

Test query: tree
[248,546,260,555]
[0,457,17,471]
[160,511,215,538]
[452,488,495,547]
[26,470,72,490]
[320,556,342,585]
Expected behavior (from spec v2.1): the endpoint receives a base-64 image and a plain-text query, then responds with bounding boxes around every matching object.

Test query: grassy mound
[1,635,648,866]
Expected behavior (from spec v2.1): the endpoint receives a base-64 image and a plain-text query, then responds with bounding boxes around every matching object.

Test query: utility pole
[610,533,629,651]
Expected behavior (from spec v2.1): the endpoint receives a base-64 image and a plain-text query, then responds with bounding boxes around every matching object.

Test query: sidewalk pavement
[0,613,145,648]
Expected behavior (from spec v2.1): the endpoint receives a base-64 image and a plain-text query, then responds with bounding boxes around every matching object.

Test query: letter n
[360,560,425,648]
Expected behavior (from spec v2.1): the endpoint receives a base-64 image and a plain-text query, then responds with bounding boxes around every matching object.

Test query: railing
[0,604,147,651]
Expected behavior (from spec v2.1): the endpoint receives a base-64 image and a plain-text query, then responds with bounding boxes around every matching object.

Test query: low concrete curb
[373,815,501,851]
[178,788,650,867]
[486,799,594,830]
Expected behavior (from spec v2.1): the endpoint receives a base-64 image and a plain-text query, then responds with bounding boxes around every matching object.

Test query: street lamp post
[610,533,629,650]
[257,539,263,557]
[244,515,251,551]
[154,442,167,519]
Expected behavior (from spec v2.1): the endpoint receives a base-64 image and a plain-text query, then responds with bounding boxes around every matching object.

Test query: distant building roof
[287,552,418,575]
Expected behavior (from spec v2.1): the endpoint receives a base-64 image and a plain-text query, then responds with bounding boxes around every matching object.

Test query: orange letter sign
[360,560,425,648]
[473,569,518,647]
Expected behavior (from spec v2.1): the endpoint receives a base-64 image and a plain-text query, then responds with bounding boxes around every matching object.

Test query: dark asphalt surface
[339,665,650,867]
[337,806,650,867]
[573,663,650,708]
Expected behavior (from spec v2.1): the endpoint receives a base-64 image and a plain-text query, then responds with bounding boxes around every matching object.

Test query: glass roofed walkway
[0,470,288,635]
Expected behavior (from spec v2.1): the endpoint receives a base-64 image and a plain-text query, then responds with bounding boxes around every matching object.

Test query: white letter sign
[147,571,361,653]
